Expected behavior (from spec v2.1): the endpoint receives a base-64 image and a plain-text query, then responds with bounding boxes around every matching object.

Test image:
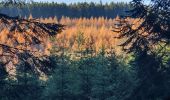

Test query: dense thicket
[0,47,137,100]
[0,2,130,18]
[42,50,136,100]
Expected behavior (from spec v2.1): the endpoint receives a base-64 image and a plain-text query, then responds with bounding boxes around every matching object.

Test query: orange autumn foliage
[39,16,140,55]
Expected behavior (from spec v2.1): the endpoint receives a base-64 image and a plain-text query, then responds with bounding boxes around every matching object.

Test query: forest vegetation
[0,0,170,100]
[38,16,140,57]
[0,2,130,18]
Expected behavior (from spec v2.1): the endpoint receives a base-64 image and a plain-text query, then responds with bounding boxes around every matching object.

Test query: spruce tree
[43,56,74,100]
[76,57,96,100]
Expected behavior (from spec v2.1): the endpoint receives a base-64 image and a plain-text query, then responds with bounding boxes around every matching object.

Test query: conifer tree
[91,48,110,100]
[76,57,96,100]
[114,0,170,99]
[43,56,74,100]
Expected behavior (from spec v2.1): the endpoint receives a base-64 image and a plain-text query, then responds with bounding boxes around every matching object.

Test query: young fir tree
[43,33,76,100]
[14,61,42,100]
[43,56,74,100]
[91,47,111,100]
[127,51,169,100]
[90,47,136,100]
[0,62,10,100]
[76,31,86,57]
[76,57,96,100]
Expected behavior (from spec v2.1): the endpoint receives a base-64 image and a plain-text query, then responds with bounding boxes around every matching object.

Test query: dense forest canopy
[0,2,130,18]
[0,0,170,100]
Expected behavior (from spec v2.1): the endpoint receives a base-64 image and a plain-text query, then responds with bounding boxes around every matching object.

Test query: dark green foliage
[115,0,170,99]
[0,62,9,100]
[0,2,130,18]
[107,55,135,100]
[76,57,96,100]
[127,52,170,100]
[42,52,136,100]
[0,61,43,100]
[42,55,76,100]
[0,47,136,100]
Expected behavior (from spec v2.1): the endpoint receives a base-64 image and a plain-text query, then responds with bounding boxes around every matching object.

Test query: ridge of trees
[0,2,130,18]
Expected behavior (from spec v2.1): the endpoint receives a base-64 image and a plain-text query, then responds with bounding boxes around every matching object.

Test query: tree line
[0,2,130,18]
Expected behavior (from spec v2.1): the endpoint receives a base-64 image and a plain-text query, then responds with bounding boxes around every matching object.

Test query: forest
[0,2,130,18]
[0,0,170,100]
